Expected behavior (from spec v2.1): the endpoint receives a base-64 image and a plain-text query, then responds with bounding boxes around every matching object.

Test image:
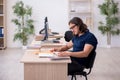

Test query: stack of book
[0,27,3,37]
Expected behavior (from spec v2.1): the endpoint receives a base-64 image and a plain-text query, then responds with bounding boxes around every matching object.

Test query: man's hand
[50,48,60,52]
[58,51,71,57]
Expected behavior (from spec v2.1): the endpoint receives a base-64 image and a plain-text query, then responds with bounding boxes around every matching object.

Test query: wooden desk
[35,34,63,41]
[30,39,66,48]
[21,49,71,80]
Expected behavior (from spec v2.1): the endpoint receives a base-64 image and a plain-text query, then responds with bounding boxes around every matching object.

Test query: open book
[38,52,69,60]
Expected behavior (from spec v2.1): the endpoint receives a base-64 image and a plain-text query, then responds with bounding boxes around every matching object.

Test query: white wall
[7,0,69,48]
[6,0,120,48]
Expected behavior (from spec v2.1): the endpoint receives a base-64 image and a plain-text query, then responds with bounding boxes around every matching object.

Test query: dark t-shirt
[71,30,98,67]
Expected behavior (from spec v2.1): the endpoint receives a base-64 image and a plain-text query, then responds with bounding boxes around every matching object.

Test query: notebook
[38,52,70,60]
[38,53,55,58]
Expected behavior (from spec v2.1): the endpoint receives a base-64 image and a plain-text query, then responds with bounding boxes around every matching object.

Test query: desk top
[35,34,63,41]
[29,39,66,48]
[41,42,65,48]
[21,50,71,63]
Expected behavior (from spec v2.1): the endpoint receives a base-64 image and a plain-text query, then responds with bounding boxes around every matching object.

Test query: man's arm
[58,44,94,58]
[69,44,93,58]
[52,41,73,52]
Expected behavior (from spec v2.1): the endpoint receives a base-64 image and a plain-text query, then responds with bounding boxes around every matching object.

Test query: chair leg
[71,75,74,80]
[71,75,77,80]
[84,75,88,80]
[74,75,77,80]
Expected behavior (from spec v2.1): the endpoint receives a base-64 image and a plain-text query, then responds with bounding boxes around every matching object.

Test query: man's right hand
[50,48,60,52]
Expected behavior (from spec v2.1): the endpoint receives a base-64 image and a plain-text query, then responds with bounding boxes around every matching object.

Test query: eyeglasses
[69,25,76,30]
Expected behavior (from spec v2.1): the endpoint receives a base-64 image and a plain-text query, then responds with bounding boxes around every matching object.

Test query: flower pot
[106,44,111,48]
[106,32,111,48]
[22,45,27,49]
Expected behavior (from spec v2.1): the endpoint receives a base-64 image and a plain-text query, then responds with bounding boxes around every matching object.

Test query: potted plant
[98,0,120,47]
[12,1,35,47]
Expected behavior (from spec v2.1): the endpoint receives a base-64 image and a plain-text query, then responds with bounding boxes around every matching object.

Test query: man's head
[69,17,87,36]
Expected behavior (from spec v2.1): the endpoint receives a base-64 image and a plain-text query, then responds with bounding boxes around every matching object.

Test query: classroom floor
[0,47,120,80]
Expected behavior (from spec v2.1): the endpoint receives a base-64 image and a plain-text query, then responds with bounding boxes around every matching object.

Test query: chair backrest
[85,51,96,69]
[64,30,73,42]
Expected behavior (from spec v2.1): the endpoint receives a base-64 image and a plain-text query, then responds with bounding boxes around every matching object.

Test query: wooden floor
[0,47,120,80]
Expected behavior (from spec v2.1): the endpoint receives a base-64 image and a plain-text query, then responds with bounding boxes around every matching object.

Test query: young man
[51,17,98,74]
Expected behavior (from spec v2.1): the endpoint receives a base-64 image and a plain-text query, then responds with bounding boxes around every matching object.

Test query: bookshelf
[0,0,6,49]
[68,0,93,29]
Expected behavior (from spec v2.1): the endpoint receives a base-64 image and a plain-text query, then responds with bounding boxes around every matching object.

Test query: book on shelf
[0,27,3,37]
[0,34,3,37]
[0,27,2,34]
[2,28,4,34]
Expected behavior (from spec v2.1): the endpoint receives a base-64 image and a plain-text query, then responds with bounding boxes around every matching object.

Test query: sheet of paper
[38,52,69,60]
